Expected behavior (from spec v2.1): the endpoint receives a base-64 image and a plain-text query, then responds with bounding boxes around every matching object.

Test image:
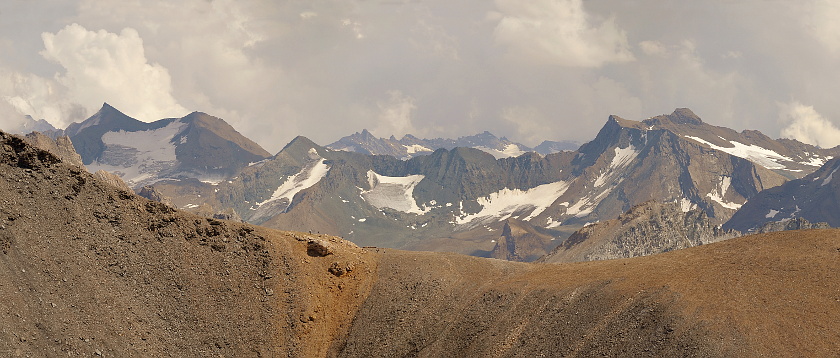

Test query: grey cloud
[1,0,840,153]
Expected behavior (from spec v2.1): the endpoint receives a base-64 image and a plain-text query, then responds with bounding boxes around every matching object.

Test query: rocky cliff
[540,201,740,263]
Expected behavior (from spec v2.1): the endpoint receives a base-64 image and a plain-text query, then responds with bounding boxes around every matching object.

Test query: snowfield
[456,181,570,226]
[256,157,330,210]
[361,170,428,214]
[595,145,639,187]
[474,144,527,159]
[404,144,432,154]
[87,119,187,186]
[706,176,742,210]
[683,136,792,170]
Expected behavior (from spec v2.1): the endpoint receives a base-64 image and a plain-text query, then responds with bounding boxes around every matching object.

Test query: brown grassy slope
[0,131,376,357]
[343,230,840,357]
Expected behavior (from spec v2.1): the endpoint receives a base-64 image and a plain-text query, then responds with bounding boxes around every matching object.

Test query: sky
[1,0,840,153]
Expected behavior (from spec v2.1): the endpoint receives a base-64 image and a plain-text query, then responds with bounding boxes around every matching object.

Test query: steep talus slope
[2,130,839,356]
[0,131,376,357]
[725,158,840,232]
[540,201,740,263]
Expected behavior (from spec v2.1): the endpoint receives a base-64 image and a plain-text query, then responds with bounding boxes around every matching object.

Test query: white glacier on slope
[361,170,428,214]
[256,158,330,209]
[683,136,792,170]
[456,181,570,226]
[87,119,187,186]
[474,144,527,159]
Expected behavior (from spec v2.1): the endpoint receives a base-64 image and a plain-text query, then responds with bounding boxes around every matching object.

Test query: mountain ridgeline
[12,105,840,262]
[61,103,271,187]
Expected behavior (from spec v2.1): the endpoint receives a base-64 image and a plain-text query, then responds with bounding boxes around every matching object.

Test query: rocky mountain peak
[278,136,324,157]
[671,108,702,123]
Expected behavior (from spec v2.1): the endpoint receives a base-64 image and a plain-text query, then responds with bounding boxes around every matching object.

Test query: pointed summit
[64,103,146,164]
[670,108,703,125]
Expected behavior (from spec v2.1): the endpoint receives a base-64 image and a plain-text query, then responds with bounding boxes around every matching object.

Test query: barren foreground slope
[1,131,838,357]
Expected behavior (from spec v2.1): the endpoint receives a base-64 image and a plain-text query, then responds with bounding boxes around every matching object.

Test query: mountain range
[0,132,837,356]
[6,104,840,262]
[55,103,272,187]
[326,129,579,159]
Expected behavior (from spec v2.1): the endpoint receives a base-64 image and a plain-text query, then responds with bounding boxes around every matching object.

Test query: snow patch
[679,198,694,213]
[474,144,526,159]
[404,144,432,154]
[766,209,779,218]
[802,155,832,167]
[566,188,612,218]
[457,181,569,226]
[256,157,330,209]
[684,136,792,170]
[822,167,838,186]
[706,176,742,210]
[594,145,639,187]
[361,171,427,214]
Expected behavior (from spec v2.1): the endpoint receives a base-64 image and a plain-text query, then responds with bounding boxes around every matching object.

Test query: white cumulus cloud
[779,100,840,148]
[492,0,634,67]
[40,23,186,122]
[373,90,418,138]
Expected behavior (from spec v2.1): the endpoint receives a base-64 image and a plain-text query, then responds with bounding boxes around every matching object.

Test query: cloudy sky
[1,0,840,153]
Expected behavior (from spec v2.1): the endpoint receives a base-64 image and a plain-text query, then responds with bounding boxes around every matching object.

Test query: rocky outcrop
[22,132,84,168]
[490,219,560,262]
[755,217,829,233]
[92,170,132,192]
[540,201,741,263]
[137,185,172,206]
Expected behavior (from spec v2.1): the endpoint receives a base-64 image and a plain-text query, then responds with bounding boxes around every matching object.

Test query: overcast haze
[1,0,840,153]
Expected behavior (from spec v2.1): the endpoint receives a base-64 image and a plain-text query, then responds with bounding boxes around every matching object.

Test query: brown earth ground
[1,131,839,357]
